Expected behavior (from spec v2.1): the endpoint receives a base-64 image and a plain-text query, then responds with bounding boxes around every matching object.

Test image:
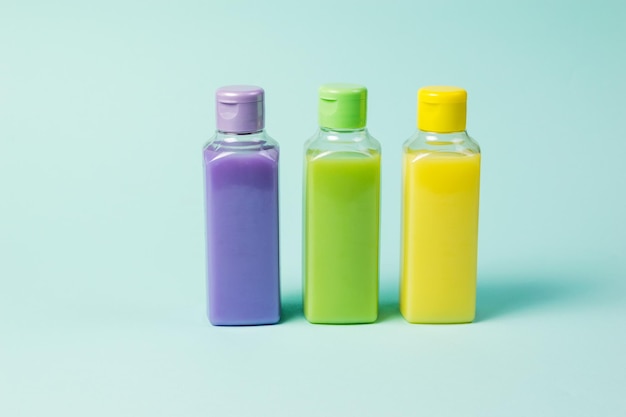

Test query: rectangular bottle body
[203,146,280,325]
[304,151,380,323]
[400,151,480,323]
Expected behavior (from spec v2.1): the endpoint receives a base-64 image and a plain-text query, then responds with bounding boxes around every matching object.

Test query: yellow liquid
[400,151,481,323]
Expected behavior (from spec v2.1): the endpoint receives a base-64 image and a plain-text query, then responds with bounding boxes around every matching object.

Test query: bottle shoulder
[403,130,480,155]
[305,128,381,157]
[203,131,279,164]
[204,130,279,148]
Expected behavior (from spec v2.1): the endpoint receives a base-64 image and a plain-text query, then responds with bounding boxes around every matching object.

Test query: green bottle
[303,83,381,324]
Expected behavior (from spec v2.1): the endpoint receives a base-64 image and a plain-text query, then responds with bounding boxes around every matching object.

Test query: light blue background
[1,1,625,415]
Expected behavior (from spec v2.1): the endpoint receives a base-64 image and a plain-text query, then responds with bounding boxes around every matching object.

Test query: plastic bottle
[203,85,280,326]
[400,86,481,323]
[303,83,381,324]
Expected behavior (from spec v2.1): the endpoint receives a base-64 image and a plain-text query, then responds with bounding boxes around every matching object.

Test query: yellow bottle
[400,86,481,323]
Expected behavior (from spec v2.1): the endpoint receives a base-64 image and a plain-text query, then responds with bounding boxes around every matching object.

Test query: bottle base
[400,310,475,324]
[304,312,378,325]
[208,312,280,327]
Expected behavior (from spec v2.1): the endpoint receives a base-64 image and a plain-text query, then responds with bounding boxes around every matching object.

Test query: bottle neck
[318,126,368,142]
[216,129,266,142]
[217,128,263,136]
[320,126,366,133]
[418,129,468,143]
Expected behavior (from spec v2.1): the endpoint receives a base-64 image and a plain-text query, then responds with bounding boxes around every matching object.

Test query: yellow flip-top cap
[418,86,467,133]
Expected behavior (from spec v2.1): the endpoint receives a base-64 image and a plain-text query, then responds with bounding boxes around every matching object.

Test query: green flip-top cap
[318,83,367,130]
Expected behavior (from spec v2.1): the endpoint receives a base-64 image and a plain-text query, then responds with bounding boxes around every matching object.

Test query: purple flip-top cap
[215,85,264,133]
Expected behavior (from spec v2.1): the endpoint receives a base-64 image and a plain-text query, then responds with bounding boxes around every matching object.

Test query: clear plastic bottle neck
[419,129,468,143]
[320,126,366,133]
[317,126,370,143]
[217,128,263,137]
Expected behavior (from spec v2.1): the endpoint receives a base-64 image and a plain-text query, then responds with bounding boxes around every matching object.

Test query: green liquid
[304,151,381,323]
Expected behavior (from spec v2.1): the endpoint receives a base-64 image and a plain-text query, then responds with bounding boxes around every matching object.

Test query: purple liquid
[203,142,280,325]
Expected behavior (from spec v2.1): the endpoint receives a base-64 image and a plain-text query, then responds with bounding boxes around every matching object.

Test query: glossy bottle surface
[400,86,481,324]
[400,141,480,323]
[304,128,380,324]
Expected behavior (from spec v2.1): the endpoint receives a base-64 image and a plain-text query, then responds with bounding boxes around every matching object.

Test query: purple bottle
[203,85,280,325]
